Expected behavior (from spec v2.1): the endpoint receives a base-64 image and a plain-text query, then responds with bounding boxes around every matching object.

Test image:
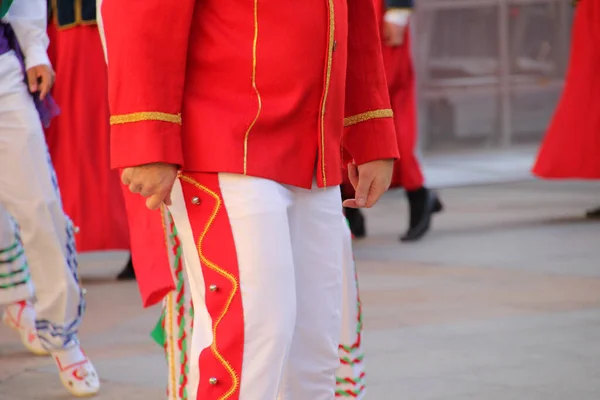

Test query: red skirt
[45,23,130,251]
[532,0,600,179]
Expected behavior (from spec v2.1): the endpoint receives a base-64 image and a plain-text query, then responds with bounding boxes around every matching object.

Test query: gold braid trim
[179,175,240,399]
[110,112,182,126]
[344,109,394,127]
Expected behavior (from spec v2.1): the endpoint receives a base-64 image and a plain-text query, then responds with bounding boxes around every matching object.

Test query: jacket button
[333,40,337,52]
[191,196,201,205]
[209,377,218,385]
[209,284,218,292]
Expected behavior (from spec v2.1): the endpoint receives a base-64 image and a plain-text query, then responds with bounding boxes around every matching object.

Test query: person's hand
[383,20,406,47]
[26,64,55,100]
[343,159,395,208]
[121,163,179,210]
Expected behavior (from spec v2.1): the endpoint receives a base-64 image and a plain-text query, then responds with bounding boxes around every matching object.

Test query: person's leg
[335,220,366,399]
[277,183,345,399]
[343,206,367,239]
[0,206,34,307]
[116,255,136,280]
[0,205,47,355]
[0,51,99,396]
[385,30,443,242]
[169,173,297,399]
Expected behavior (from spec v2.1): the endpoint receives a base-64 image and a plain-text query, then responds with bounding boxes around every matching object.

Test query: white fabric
[335,222,366,399]
[161,207,366,400]
[0,51,83,350]
[96,0,108,63]
[169,173,345,400]
[0,206,34,304]
[384,9,411,27]
[3,0,51,69]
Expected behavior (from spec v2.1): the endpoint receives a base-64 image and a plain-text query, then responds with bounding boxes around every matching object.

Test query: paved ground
[421,145,538,188]
[1,180,600,400]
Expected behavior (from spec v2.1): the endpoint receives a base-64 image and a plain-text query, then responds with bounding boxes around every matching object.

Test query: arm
[382,0,413,46]
[101,0,195,169]
[8,0,50,69]
[343,0,400,166]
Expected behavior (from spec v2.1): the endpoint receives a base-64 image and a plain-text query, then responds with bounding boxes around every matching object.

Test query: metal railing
[413,0,573,151]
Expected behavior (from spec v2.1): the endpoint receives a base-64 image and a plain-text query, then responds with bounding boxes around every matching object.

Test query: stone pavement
[421,145,538,188]
[1,180,600,400]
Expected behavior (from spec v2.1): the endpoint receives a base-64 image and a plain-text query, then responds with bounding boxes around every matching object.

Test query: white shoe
[2,301,48,356]
[52,345,100,397]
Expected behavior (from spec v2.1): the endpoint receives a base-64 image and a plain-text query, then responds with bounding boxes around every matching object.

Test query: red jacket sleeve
[101,0,195,169]
[343,0,400,165]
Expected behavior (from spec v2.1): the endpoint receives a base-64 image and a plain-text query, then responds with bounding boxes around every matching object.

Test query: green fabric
[150,312,166,347]
[0,0,14,19]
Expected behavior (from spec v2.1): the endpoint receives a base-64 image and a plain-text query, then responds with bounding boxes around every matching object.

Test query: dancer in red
[45,0,132,276]
[343,0,444,241]
[532,0,600,217]
[101,0,398,397]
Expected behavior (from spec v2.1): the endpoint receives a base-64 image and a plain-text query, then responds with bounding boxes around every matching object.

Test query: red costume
[532,0,600,179]
[380,24,422,190]
[342,0,443,242]
[101,0,398,398]
[105,3,396,188]
[342,0,422,194]
[45,1,129,251]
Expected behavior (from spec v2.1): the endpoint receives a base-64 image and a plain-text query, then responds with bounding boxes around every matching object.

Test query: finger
[383,23,390,38]
[342,199,359,208]
[145,193,164,210]
[365,186,385,208]
[26,69,38,93]
[347,163,359,190]
[163,192,173,206]
[139,187,155,198]
[141,182,165,198]
[129,182,143,194]
[38,74,51,100]
[354,174,373,208]
[121,169,133,185]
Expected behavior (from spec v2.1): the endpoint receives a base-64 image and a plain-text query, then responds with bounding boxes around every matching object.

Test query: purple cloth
[0,21,59,128]
[0,23,11,56]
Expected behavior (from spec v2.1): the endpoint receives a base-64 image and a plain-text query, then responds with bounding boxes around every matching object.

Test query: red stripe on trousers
[180,173,244,400]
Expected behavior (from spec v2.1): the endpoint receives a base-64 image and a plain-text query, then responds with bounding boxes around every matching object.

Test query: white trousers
[168,173,346,400]
[160,207,366,400]
[335,225,366,399]
[0,51,84,350]
[0,206,33,304]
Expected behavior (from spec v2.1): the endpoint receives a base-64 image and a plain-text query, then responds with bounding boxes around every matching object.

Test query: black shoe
[117,256,136,281]
[400,188,443,242]
[433,196,444,214]
[344,207,366,239]
[585,207,600,219]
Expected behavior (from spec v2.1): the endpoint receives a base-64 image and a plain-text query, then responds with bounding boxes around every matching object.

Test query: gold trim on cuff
[110,112,182,126]
[344,109,393,127]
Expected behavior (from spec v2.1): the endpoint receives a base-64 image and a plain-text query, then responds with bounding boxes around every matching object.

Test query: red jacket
[102,0,399,189]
